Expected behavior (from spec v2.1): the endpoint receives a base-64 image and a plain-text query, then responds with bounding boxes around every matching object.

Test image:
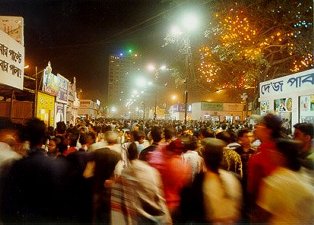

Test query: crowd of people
[0,114,313,225]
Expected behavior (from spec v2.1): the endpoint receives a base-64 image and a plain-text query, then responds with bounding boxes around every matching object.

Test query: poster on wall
[299,95,314,126]
[36,91,55,126]
[300,95,314,111]
[274,98,292,112]
[260,100,270,115]
[55,103,65,123]
[279,112,292,135]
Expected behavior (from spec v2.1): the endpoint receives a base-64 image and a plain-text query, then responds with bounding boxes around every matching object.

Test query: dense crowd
[0,115,313,225]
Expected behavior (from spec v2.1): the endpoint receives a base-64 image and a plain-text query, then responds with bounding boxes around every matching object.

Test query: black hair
[127,142,139,160]
[150,126,162,142]
[202,138,226,173]
[293,123,314,139]
[21,118,47,148]
[276,138,301,171]
[237,128,250,138]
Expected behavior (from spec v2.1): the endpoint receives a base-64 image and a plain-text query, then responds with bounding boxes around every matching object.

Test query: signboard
[36,91,55,126]
[0,16,24,45]
[201,102,223,111]
[260,69,314,97]
[0,29,24,89]
[56,74,69,103]
[42,69,60,96]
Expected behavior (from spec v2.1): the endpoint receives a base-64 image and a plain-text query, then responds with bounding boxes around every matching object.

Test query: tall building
[107,53,142,109]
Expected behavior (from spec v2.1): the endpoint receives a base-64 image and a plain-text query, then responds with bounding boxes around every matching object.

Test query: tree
[197,0,313,97]
[164,0,313,104]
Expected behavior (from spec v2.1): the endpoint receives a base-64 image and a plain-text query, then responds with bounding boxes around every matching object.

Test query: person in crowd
[139,126,163,161]
[55,121,67,137]
[0,118,22,224]
[148,138,191,220]
[181,135,203,181]
[257,139,314,224]
[234,128,256,221]
[180,138,242,224]
[216,131,243,177]
[105,130,122,154]
[163,126,176,143]
[0,118,69,224]
[63,127,80,156]
[134,130,150,153]
[47,136,59,157]
[247,113,284,222]
[87,147,121,224]
[111,142,172,225]
[293,122,314,170]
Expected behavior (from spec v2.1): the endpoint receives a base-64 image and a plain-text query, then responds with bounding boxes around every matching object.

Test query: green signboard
[201,102,223,111]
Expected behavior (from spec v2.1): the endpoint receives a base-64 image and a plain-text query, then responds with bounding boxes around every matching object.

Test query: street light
[169,13,199,124]
[146,63,168,120]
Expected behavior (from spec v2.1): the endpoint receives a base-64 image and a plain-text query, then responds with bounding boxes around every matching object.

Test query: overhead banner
[0,29,24,90]
[260,69,314,97]
[0,16,24,45]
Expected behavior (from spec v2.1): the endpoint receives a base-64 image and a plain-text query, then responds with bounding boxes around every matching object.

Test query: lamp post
[169,13,199,124]
[147,64,167,120]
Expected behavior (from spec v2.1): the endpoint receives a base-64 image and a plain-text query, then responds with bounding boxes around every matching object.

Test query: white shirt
[258,168,314,225]
[203,169,242,224]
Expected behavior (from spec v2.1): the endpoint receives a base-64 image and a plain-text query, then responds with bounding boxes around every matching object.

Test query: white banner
[0,29,24,90]
[0,16,24,45]
[260,69,314,97]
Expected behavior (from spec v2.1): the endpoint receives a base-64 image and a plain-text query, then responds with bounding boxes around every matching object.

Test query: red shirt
[148,145,191,212]
[247,141,279,202]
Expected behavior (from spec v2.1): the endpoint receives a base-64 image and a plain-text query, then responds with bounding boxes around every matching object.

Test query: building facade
[107,53,142,109]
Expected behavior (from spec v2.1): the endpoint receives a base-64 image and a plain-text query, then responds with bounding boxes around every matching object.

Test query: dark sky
[0,0,172,103]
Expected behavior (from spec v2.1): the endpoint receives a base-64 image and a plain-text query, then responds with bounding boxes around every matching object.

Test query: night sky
[0,0,172,103]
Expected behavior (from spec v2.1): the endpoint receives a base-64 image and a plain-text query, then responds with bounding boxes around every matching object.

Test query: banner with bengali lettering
[260,69,314,97]
[0,29,24,89]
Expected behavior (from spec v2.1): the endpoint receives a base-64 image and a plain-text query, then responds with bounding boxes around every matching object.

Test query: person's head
[66,127,80,147]
[105,131,118,145]
[127,142,139,160]
[216,131,232,144]
[150,126,162,143]
[182,135,198,152]
[47,137,58,155]
[166,138,185,155]
[276,138,302,171]
[21,118,47,148]
[254,113,283,142]
[199,127,215,139]
[293,123,313,153]
[164,126,176,141]
[237,128,251,147]
[86,131,97,146]
[201,138,226,173]
[56,121,67,135]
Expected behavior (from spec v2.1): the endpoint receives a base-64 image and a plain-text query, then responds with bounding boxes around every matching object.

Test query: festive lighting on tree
[195,0,313,91]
